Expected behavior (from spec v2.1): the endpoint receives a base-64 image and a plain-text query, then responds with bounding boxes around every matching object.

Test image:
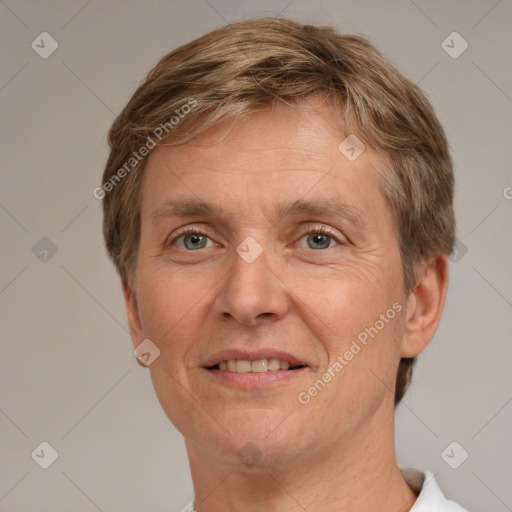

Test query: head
[101,18,454,466]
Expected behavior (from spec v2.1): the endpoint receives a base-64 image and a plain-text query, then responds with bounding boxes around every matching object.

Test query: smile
[209,358,306,373]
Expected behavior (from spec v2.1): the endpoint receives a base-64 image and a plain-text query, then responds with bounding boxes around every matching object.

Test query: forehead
[142,98,390,226]
[161,99,363,170]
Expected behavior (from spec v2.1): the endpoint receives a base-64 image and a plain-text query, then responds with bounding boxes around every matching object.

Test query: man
[100,17,468,511]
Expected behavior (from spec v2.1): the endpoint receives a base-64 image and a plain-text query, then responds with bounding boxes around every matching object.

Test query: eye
[297,226,342,250]
[171,228,215,250]
[168,226,343,252]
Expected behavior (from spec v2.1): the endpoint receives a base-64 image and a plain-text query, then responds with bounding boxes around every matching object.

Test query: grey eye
[306,233,333,250]
[183,233,208,250]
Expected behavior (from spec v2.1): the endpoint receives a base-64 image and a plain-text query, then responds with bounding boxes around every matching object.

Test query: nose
[214,239,290,327]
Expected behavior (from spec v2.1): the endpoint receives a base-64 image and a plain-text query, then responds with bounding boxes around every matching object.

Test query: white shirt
[403,468,469,511]
[179,467,469,511]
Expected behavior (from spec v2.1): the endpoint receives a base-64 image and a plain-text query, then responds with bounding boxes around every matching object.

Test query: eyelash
[169,227,214,247]
[168,225,344,249]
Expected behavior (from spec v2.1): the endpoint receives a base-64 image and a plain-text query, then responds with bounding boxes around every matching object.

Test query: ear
[400,254,450,358]
[122,281,144,350]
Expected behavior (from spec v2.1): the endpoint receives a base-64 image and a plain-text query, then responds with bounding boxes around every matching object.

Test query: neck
[185,403,418,512]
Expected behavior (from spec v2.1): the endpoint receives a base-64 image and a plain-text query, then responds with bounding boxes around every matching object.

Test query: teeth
[217,358,299,373]
[268,358,281,371]
[251,359,268,373]
[236,360,252,373]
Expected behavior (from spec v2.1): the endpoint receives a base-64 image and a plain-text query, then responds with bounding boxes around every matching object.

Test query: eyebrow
[151,198,369,228]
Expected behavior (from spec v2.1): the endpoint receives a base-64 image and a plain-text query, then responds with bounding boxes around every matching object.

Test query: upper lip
[202,348,309,368]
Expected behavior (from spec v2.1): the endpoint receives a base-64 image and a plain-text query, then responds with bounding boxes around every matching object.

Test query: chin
[184,408,316,470]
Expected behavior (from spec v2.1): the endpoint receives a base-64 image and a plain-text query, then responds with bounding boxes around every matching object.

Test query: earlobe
[400,255,450,358]
[122,281,144,349]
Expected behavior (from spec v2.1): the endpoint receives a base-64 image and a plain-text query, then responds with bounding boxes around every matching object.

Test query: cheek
[298,316,403,430]
[137,263,204,329]
[284,261,391,340]
[286,261,404,387]
[134,267,211,373]
[135,270,212,433]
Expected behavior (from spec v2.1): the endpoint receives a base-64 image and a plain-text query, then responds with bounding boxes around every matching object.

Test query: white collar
[402,467,468,511]
[180,468,468,511]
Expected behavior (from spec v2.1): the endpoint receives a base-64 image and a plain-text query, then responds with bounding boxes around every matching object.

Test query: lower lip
[204,367,309,389]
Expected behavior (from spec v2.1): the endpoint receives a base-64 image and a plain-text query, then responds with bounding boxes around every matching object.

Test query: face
[126,98,410,469]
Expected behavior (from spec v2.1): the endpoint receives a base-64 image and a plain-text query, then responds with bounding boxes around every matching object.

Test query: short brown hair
[101,17,455,405]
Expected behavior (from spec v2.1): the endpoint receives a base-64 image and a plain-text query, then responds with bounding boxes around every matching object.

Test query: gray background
[1,0,511,511]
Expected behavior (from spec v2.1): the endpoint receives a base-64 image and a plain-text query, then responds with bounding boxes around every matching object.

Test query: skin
[123,97,449,511]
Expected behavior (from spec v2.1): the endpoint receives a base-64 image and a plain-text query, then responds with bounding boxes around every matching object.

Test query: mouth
[202,350,310,389]
[207,358,307,373]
